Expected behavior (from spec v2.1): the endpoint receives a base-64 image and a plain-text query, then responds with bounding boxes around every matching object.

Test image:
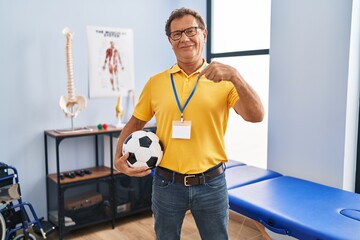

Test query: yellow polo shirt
[133,61,239,174]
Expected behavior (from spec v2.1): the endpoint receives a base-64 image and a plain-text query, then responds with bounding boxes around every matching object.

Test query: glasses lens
[185,27,197,37]
[170,31,182,40]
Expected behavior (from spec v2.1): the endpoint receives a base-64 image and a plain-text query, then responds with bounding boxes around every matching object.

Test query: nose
[179,32,190,41]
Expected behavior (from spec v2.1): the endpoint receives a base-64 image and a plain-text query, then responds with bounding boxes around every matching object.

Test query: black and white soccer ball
[122,130,163,169]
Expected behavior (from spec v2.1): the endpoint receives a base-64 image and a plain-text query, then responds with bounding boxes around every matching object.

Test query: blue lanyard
[170,73,201,122]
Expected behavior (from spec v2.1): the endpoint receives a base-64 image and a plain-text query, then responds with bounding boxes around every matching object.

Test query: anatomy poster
[87,26,135,98]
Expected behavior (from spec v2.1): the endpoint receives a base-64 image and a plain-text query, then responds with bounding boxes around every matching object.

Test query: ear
[168,37,172,44]
[202,28,208,43]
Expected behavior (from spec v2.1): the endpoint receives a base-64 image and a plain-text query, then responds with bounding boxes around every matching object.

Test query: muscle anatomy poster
[87,26,135,98]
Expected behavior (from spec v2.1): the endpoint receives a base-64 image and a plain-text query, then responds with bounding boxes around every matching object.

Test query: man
[114,8,264,240]
[102,41,124,91]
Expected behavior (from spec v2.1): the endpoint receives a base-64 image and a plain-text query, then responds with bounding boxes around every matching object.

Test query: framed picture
[87,26,135,98]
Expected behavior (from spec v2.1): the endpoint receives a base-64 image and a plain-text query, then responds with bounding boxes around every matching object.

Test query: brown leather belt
[155,163,225,186]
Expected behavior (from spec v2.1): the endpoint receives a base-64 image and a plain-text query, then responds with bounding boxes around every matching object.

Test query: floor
[45,210,269,240]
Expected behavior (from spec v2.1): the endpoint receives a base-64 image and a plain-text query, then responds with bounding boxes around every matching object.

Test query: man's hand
[199,61,240,83]
[114,152,151,177]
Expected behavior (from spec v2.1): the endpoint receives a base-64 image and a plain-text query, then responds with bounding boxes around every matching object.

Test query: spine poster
[87,26,135,98]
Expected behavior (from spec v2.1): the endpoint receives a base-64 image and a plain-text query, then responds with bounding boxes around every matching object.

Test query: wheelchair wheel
[12,233,36,240]
[0,213,5,240]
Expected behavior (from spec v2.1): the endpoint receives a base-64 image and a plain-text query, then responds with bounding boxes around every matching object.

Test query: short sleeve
[133,78,154,122]
[228,84,239,108]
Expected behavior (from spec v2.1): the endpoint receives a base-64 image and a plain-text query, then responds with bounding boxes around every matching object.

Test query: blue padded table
[225,165,282,190]
[228,176,360,240]
[225,159,246,169]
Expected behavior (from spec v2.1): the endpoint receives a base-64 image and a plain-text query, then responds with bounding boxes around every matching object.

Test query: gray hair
[165,8,206,37]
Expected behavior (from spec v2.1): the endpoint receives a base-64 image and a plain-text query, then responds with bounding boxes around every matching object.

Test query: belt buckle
[184,175,195,186]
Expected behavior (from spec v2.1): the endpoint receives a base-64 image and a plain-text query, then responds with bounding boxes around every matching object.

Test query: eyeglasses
[168,27,203,41]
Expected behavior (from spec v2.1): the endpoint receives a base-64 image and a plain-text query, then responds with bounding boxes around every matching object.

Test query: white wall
[0,0,205,219]
[268,0,358,190]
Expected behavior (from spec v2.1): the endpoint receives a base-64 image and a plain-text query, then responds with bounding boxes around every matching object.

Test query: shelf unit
[44,125,154,239]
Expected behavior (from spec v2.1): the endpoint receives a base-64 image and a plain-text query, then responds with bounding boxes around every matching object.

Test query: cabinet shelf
[48,166,114,185]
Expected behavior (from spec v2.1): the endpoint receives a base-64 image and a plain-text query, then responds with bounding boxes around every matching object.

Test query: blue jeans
[152,170,229,240]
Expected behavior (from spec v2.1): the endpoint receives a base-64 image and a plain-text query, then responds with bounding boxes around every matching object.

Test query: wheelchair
[0,162,55,240]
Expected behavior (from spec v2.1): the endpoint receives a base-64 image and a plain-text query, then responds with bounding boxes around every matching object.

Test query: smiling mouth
[180,45,194,49]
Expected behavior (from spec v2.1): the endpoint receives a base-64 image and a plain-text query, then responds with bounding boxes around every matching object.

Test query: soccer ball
[122,130,163,169]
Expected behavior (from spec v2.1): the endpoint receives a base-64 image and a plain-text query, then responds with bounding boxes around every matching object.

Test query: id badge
[172,121,191,139]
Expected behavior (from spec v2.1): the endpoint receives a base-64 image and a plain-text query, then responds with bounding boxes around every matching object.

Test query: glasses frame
[168,26,203,41]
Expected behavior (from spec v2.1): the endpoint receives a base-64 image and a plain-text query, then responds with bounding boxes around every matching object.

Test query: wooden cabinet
[44,125,153,239]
